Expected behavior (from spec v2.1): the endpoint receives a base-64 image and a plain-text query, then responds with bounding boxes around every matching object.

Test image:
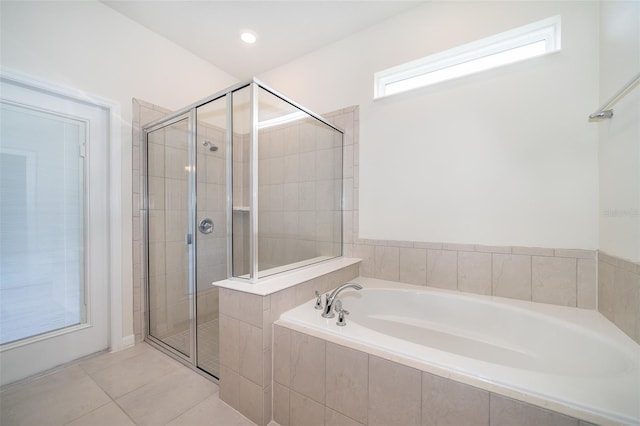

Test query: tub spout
[322,282,362,318]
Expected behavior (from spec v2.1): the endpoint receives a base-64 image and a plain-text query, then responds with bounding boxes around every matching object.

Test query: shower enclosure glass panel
[146,115,193,358]
[255,87,343,277]
[195,96,228,377]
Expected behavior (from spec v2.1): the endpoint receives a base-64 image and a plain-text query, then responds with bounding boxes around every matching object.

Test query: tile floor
[162,319,220,377]
[0,342,256,426]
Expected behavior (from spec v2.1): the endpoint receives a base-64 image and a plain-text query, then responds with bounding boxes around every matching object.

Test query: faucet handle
[335,300,350,326]
[314,291,324,310]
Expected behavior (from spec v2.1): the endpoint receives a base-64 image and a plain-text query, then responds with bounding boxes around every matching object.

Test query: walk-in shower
[142,79,344,378]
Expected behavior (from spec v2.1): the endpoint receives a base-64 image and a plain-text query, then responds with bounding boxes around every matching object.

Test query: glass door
[0,76,109,386]
[145,97,228,378]
[145,113,194,359]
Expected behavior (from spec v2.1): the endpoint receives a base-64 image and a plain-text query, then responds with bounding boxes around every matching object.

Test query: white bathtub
[278,277,640,426]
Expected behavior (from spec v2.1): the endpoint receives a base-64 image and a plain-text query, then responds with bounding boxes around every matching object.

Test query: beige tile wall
[598,252,640,344]
[354,241,597,309]
[273,324,592,426]
[257,118,343,271]
[217,263,359,426]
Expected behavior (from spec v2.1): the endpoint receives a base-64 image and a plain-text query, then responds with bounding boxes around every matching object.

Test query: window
[374,15,561,98]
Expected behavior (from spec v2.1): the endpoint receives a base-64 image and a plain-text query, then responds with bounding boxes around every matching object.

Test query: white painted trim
[120,334,135,350]
[1,68,126,352]
[108,97,125,353]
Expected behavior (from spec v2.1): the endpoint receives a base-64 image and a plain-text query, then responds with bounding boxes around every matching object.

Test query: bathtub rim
[275,277,639,426]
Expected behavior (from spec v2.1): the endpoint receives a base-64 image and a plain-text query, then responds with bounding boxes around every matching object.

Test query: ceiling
[101,1,423,80]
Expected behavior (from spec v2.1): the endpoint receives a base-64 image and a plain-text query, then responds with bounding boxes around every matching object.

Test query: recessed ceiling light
[241,32,257,44]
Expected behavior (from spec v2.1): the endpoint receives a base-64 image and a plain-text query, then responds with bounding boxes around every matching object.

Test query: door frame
[0,68,127,354]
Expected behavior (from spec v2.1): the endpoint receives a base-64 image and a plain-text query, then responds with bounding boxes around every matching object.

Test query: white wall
[260,1,600,249]
[0,0,238,344]
[598,1,640,263]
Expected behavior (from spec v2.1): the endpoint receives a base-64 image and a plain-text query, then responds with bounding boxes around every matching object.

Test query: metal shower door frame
[142,110,198,366]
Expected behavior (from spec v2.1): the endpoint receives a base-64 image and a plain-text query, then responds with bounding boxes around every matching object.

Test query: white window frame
[374,15,561,99]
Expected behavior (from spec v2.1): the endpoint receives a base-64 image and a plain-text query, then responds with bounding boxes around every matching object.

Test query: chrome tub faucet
[321,282,362,318]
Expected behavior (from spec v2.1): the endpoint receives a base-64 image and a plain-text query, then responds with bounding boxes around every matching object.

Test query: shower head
[202,140,218,152]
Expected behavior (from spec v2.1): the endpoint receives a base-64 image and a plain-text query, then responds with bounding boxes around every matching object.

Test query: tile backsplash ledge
[352,240,596,310]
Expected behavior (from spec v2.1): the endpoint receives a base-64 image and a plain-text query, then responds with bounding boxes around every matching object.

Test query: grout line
[530,254,533,301]
[455,250,459,291]
[575,258,579,308]
[419,369,423,425]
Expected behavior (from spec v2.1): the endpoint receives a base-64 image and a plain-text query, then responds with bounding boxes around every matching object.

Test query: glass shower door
[146,114,194,359]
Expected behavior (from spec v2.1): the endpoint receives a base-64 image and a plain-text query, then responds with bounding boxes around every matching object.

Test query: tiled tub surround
[353,242,597,309]
[215,259,360,426]
[273,325,602,426]
[598,252,640,345]
[274,278,640,426]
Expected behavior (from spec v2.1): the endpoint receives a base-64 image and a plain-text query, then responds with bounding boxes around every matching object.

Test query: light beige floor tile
[325,407,365,426]
[79,342,155,375]
[87,346,179,399]
[168,394,254,426]
[0,365,111,426]
[116,365,217,425]
[65,402,135,426]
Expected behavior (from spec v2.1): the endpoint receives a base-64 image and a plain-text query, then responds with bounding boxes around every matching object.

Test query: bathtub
[278,277,640,426]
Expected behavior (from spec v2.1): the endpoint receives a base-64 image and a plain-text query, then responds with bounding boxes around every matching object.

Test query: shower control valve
[198,218,214,234]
